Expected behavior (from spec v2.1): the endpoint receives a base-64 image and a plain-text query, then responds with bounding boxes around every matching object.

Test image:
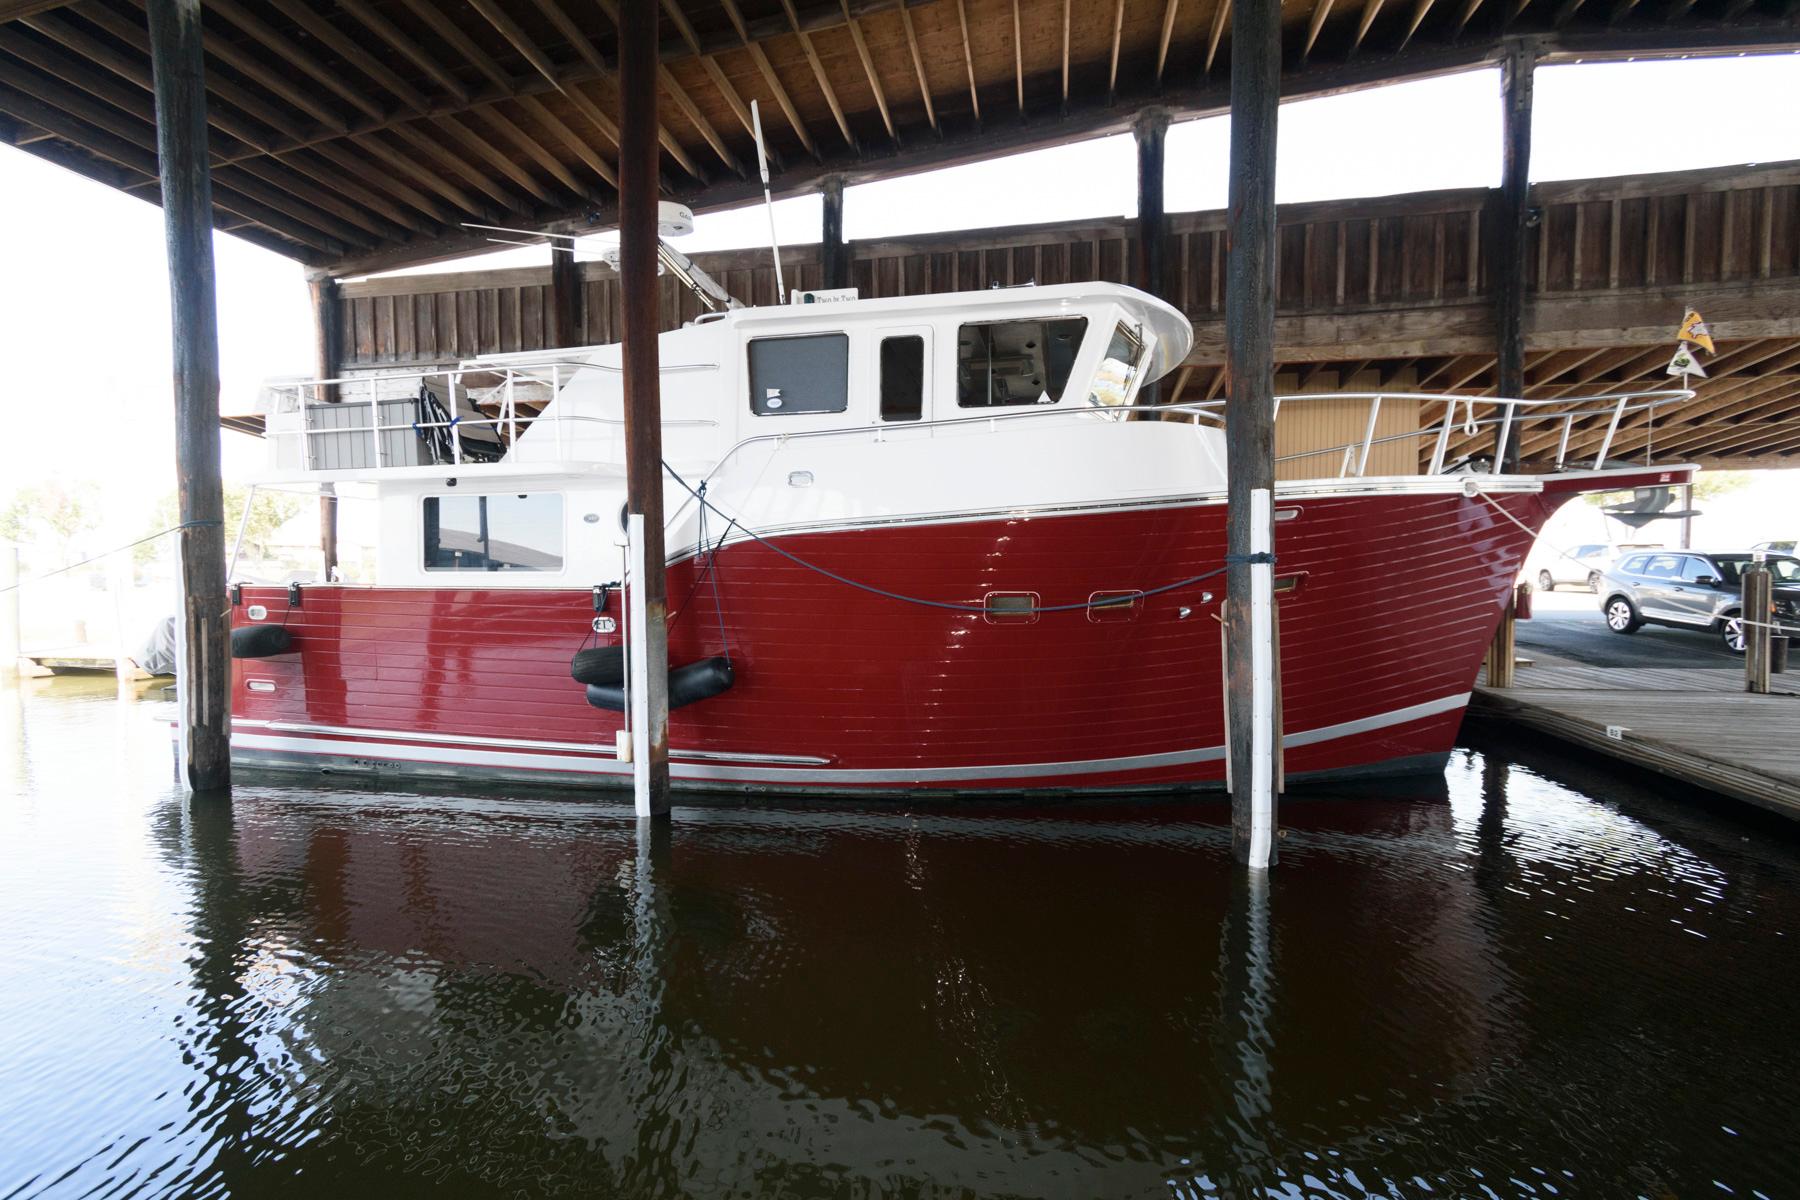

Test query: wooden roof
[2,0,1795,274]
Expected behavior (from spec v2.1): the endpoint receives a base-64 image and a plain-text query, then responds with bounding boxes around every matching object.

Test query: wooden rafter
[1061,0,1071,107]
[1157,0,1181,82]
[1205,0,1232,74]
[514,94,619,188]
[841,2,898,140]
[1398,0,1439,50]
[191,0,369,127]
[1302,0,1336,63]
[660,0,758,143]
[395,0,512,92]
[1349,0,1386,54]
[335,0,470,105]
[780,0,857,148]
[1012,0,1025,113]
[266,0,432,114]
[1108,0,1126,100]
[1451,0,1488,38]
[955,0,981,123]
[593,0,743,172]
[899,2,938,132]
[717,0,819,157]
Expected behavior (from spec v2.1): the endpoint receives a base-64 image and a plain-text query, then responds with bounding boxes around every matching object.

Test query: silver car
[1599,550,1800,653]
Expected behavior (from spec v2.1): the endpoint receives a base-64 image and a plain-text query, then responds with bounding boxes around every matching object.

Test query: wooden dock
[1472,656,1800,819]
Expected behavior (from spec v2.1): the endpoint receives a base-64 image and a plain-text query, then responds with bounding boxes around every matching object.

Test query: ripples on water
[1,677,1795,1199]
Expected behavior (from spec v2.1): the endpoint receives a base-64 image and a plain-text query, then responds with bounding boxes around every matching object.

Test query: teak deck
[1473,657,1800,820]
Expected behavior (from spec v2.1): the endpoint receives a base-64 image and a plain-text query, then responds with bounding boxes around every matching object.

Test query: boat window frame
[420,490,567,574]
[1084,320,1149,412]
[954,316,1089,409]
[745,330,851,418]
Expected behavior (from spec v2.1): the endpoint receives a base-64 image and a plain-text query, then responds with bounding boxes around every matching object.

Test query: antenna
[750,100,785,304]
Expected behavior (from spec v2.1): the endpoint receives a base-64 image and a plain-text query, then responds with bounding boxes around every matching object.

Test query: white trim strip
[230,717,830,765]
[232,692,1470,786]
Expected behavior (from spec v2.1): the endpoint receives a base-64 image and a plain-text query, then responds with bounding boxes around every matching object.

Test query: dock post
[148,0,229,792]
[821,175,848,291]
[620,0,671,820]
[307,271,341,579]
[1134,107,1170,406]
[1492,39,1535,472]
[1486,590,1517,688]
[1745,564,1773,695]
[1224,0,1281,869]
[549,235,585,349]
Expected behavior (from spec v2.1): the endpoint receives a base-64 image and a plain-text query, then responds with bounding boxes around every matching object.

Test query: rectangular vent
[982,592,1040,624]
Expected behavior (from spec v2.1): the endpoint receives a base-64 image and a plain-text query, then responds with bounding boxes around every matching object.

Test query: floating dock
[1473,656,1800,820]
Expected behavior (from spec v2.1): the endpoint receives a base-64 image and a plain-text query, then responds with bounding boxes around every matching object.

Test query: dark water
[2,679,1797,1200]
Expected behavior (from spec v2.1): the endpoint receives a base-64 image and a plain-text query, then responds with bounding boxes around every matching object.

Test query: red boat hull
[226,476,1658,794]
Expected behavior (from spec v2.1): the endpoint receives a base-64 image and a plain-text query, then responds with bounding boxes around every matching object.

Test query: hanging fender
[584,657,734,712]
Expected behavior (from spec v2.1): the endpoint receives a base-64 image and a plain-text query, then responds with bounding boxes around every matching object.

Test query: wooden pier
[1473,656,1800,820]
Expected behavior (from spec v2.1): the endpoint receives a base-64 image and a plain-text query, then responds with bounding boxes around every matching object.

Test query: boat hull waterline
[225,472,1665,795]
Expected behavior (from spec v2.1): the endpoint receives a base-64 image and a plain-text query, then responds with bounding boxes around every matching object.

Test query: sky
[3,52,1799,507]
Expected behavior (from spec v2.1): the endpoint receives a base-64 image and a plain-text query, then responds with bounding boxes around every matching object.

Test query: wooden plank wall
[335,161,1800,371]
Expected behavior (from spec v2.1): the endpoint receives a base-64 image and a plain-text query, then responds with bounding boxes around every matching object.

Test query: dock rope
[0,520,222,596]
[662,462,1255,615]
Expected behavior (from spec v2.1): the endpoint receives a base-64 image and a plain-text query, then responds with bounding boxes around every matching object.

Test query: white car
[1533,542,1662,592]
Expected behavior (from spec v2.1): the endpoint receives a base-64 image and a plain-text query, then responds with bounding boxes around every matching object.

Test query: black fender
[231,624,293,658]
[584,657,734,712]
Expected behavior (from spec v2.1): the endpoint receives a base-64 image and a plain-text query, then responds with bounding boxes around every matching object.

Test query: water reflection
[1,684,1796,1199]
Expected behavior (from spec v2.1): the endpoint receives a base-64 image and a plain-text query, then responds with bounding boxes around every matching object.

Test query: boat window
[879,335,925,422]
[423,493,563,572]
[1086,321,1146,409]
[956,318,1087,407]
[748,332,849,415]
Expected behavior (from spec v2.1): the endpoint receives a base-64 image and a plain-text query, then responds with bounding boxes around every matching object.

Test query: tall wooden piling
[619,0,671,819]
[1224,0,1281,869]
[1745,565,1773,695]
[148,0,229,792]
[549,237,585,348]
[307,271,341,579]
[1134,107,1170,406]
[820,176,848,291]
[1493,40,1535,471]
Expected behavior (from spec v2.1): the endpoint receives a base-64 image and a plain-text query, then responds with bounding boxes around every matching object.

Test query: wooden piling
[1224,0,1280,869]
[1134,107,1170,407]
[1745,565,1773,694]
[620,0,671,819]
[549,238,584,348]
[821,175,848,291]
[1493,40,1535,471]
[148,0,229,792]
[307,271,341,579]
[1486,591,1517,688]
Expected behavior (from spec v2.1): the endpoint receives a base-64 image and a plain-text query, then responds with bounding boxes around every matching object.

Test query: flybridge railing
[261,357,718,471]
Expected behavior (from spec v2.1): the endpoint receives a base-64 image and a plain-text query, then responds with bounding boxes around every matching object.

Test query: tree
[0,482,101,562]
[1582,469,1751,509]
[137,487,304,565]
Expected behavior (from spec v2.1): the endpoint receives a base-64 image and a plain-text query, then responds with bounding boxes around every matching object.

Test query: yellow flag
[1676,309,1715,354]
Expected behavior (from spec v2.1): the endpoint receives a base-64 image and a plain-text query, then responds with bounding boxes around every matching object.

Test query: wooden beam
[955,0,981,123]
[1493,40,1534,468]
[1156,0,1182,81]
[1349,0,1386,56]
[267,0,432,114]
[1012,0,1025,113]
[1061,0,1071,107]
[1205,0,1232,74]
[1224,0,1282,867]
[782,0,857,148]
[395,0,512,92]
[549,237,584,347]
[1108,0,1126,100]
[1303,0,1336,63]
[1452,0,1487,37]
[900,2,938,132]
[660,0,760,146]
[0,0,74,19]
[475,106,590,198]
[335,0,471,104]
[821,175,849,288]
[595,0,743,173]
[515,94,620,189]
[841,2,897,139]
[1398,0,1440,50]
[718,0,819,157]
[189,0,370,126]
[146,0,229,791]
[618,0,672,818]
[1136,108,1171,303]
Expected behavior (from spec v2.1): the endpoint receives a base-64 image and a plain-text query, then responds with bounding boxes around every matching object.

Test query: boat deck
[1472,653,1800,819]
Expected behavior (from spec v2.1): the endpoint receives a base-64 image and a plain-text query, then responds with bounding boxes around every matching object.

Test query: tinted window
[748,333,849,415]
[424,493,563,571]
[1620,555,1651,574]
[1642,554,1683,578]
[1678,557,1716,583]
[879,335,924,421]
[957,318,1087,407]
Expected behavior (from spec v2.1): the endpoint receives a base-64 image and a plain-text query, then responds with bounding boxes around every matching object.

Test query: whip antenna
[750,100,785,303]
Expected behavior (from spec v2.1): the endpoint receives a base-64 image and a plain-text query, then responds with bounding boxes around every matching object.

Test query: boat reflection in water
[3,683,1796,1199]
[116,770,1784,1197]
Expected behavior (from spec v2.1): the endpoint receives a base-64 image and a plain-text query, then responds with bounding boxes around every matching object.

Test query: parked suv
[1599,550,1800,652]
